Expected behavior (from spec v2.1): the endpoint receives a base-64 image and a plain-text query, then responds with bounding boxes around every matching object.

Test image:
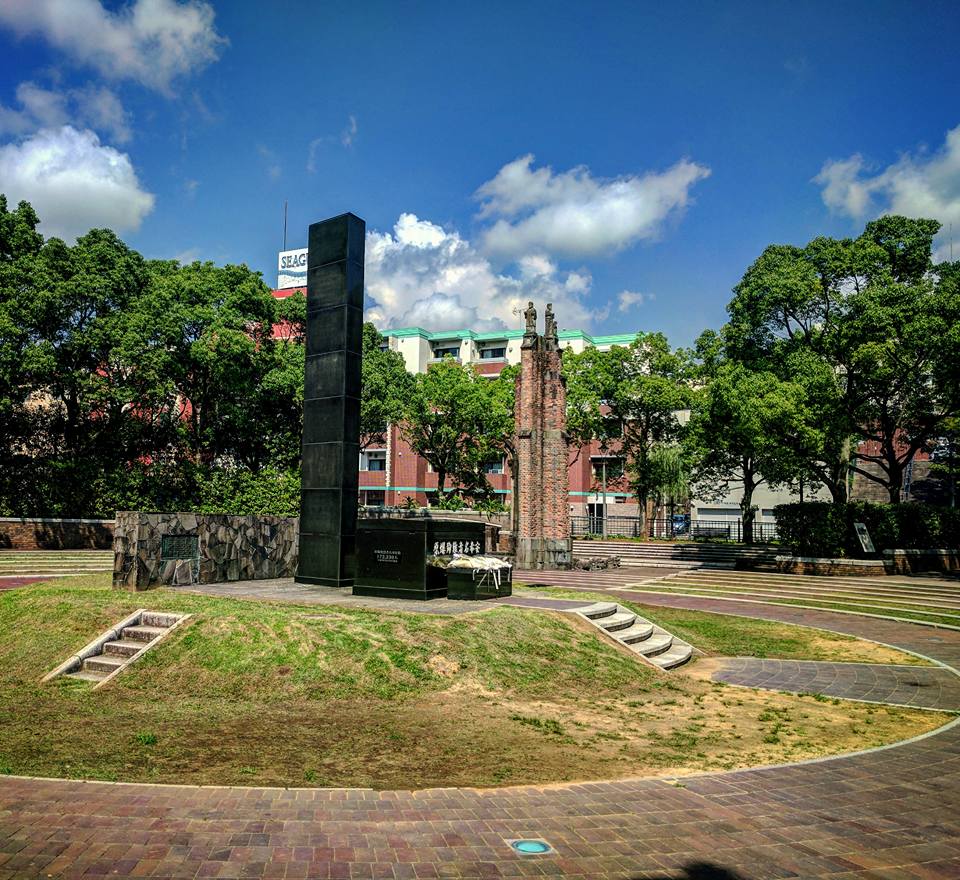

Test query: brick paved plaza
[2,570,960,879]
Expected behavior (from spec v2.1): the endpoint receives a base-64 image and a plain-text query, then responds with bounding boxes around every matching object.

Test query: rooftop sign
[277,248,308,289]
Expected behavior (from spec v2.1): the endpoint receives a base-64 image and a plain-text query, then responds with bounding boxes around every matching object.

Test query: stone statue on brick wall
[524,301,537,334]
[544,302,558,350]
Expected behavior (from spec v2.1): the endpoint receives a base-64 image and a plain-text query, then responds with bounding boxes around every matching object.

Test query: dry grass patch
[514,585,931,665]
[0,575,948,788]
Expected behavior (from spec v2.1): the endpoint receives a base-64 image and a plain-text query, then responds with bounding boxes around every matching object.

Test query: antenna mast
[283,200,288,251]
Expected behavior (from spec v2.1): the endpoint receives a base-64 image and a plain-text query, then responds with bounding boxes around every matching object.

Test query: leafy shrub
[774,501,960,557]
[92,463,301,518]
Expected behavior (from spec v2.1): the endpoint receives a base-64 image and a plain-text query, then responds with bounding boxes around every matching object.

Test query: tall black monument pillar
[295,213,365,586]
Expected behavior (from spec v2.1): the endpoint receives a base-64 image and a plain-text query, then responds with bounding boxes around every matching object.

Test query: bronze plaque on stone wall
[161,534,199,559]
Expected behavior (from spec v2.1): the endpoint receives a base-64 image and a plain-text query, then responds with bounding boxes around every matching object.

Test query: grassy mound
[0,575,947,788]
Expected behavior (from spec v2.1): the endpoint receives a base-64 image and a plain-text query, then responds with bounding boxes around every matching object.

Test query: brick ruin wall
[513,320,572,569]
[0,517,115,551]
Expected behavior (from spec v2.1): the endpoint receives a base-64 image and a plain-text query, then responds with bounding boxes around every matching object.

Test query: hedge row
[773,501,960,558]
[92,464,301,519]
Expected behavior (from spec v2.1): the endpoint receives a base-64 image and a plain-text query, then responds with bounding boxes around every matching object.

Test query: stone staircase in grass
[572,539,778,570]
[43,610,189,688]
[0,550,113,577]
[570,600,693,669]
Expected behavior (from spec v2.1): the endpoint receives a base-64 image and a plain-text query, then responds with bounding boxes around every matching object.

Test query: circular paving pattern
[2,575,960,879]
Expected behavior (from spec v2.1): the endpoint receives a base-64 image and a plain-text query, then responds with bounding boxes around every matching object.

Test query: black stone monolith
[295,212,365,586]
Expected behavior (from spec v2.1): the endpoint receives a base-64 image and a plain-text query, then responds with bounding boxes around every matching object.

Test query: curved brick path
[707,658,960,710]
[0,575,51,591]
[4,581,960,878]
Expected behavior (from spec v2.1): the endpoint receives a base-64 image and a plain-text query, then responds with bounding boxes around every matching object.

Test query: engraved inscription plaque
[161,534,199,560]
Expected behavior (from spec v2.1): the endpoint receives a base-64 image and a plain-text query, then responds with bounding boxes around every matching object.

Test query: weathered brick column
[514,303,572,569]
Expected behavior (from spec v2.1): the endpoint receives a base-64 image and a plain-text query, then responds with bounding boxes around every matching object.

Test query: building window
[479,346,506,359]
[484,459,505,474]
[591,457,624,481]
[360,450,386,471]
[362,490,385,506]
[432,345,459,359]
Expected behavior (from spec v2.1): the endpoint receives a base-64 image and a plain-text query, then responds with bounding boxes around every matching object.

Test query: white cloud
[307,115,360,172]
[475,154,711,260]
[0,0,226,94]
[341,114,357,148]
[0,81,132,143]
[364,213,598,332]
[174,247,200,263]
[0,81,133,144]
[617,290,653,312]
[0,125,154,240]
[257,145,281,180]
[73,85,132,143]
[814,124,960,252]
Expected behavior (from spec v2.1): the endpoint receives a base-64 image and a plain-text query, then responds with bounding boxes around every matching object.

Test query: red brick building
[271,285,637,516]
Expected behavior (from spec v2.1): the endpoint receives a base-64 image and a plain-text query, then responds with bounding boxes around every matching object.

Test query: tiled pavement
[4,573,960,877]
[706,658,960,711]
[0,575,51,591]
[166,579,498,616]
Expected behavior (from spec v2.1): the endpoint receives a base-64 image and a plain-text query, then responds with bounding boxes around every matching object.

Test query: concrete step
[577,601,619,620]
[631,630,674,657]
[0,561,111,567]
[567,601,693,670]
[0,552,110,556]
[648,643,694,669]
[0,566,113,577]
[613,621,655,644]
[83,654,125,675]
[142,612,180,628]
[103,639,145,658]
[597,611,637,632]
[45,609,188,688]
[64,670,107,682]
[122,625,167,643]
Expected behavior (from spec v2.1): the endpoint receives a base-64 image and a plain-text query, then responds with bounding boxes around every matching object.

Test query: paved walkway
[4,571,960,878]
[166,579,498,615]
[704,657,960,711]
[0,575,51,591]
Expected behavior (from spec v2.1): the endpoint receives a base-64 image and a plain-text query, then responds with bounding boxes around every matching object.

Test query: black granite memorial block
[295,212,365,588]
[446,567,512,600]
[354,519,487,600]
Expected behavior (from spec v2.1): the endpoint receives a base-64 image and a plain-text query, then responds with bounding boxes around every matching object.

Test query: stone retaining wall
[775,555,890,577]
[884,549,960,575]
[113,510,504,591]
[777,550,960,576]
[0,517,115,551]
[113,512,298,591]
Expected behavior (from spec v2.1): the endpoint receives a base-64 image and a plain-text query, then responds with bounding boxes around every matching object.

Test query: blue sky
[1,0,958,346]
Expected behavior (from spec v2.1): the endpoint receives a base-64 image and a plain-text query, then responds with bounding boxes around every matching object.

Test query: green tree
[0,197,45,511]
[686,362,811,543]
[726,216,960,503]
[563,333,691,529]
[400,359,505,500]
[360,323,413,450]
[144,259,283,470]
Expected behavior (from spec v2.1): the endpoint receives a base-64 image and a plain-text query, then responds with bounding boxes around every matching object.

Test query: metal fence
[571,514,778,543]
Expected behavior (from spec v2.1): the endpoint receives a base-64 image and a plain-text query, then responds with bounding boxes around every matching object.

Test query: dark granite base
[294,574,354,587]
[352,583,447,601]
